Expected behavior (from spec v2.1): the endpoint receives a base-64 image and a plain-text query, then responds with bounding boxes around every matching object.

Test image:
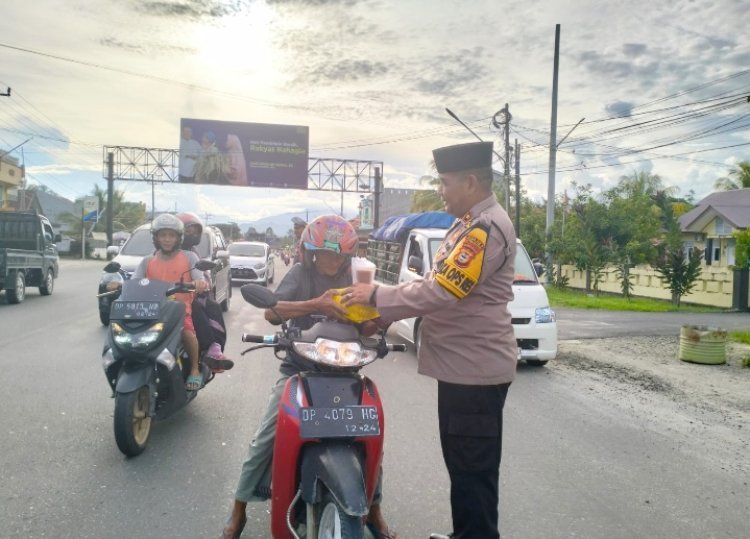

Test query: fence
[559,264,736,308]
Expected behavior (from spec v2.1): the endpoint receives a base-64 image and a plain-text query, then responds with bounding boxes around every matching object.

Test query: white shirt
[179,138,202,178]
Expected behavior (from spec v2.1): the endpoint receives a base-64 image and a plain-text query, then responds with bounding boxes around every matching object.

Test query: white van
[368,226,557,366]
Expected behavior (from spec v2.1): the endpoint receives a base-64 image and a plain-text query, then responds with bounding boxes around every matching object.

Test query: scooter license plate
[299,406,380,439]
[111,300,161,320]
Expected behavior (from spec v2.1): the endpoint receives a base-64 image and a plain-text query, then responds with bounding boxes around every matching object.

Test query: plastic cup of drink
[351,257,376,284]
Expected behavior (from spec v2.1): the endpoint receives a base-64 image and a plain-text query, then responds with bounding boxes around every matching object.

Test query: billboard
[179,119,309,189]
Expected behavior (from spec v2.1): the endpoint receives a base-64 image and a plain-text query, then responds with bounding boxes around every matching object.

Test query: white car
[228,241,275,286]
[387,229,558,366]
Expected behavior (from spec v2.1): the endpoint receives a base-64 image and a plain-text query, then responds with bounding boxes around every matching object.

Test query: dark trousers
[438,381,511,539]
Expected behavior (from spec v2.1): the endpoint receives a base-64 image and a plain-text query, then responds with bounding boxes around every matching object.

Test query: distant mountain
[237,209,356,237]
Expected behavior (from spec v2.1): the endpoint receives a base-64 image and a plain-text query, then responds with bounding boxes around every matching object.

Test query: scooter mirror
[241,284,277,309]
[195,259,217,272]
[103,261,122,273]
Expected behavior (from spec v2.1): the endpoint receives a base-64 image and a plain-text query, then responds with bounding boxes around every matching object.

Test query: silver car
[229,241,275,286]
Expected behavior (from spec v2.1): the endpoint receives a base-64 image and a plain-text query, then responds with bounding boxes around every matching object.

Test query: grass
[729,331,750,345]
[546,286,725,313]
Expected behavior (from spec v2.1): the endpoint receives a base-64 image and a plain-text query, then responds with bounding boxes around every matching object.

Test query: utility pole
[503,104,511,211]
[545,24,561,284]
[106,152,114,248]
[514,139,521,237]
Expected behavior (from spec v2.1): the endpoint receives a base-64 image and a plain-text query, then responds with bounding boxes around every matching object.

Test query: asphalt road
[0,260,747,538]
[556,307,750,340]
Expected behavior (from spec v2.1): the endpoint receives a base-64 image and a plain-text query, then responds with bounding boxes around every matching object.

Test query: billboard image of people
[179,119,309,189]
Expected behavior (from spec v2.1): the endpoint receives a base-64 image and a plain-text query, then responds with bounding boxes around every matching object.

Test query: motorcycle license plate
[299,406,380,439]
[111,300,161,320]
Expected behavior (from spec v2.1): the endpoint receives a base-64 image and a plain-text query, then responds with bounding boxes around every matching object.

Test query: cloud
[623,43,647,57]
[135,0,239,19]
[605,100,635,118]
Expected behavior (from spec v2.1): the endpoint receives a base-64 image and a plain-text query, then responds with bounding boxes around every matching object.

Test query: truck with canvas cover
[366,211,557,365]
[0,211,59,304]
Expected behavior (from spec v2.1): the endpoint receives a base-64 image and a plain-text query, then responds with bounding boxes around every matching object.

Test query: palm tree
[714,160,750,190]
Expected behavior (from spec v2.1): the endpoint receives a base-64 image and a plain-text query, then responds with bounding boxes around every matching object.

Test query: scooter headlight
[293,339,377,368]
[111,322,165,349]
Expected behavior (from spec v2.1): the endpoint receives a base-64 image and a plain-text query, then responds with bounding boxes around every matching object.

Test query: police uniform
[374,141,517,539]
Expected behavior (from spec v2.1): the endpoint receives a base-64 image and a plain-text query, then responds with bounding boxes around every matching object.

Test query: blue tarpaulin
[372,211,455,242]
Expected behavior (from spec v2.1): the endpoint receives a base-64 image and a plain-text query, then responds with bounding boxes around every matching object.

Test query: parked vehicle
[100,259,217,456]
[228,240,275,286]
[99,221,231,324]
[367,212,558,366]
[239,284,406,538]
[0,211,59,304]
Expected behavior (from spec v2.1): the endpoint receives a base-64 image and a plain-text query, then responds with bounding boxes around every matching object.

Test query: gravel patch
[552,336,750,474]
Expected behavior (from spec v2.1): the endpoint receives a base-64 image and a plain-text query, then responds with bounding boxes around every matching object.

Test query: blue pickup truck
[0,211,59,304]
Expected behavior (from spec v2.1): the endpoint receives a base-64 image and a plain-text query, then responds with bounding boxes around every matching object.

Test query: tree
[714,160,750,191]
[411,175,442,212]
[90,185,146,233]
[732,228,750,270]
[653,246,704,307]
[561,183,612,294]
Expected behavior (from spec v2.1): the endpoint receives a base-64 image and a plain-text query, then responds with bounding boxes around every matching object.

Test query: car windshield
[121,229,210,258]
[513,245,539,284]
[120,229,155,256]
[229,243,266,257]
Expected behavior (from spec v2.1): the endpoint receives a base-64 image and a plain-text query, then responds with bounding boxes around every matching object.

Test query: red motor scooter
[240,284,405,539]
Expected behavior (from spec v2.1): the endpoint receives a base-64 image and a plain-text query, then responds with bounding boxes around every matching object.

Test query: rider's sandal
[203,354,235,372]
[185,374,203,391]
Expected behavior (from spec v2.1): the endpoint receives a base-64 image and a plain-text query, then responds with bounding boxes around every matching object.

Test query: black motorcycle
[101,260,216,457]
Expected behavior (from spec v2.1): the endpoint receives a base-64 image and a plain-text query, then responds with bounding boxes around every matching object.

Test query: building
[678,188,750,268]
[360,187,434,230]
[0,152,24,209]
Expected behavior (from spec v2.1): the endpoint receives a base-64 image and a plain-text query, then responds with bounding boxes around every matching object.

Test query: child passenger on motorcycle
[218,215,398,539]
[133,213,209,391]
[176,212,234,373]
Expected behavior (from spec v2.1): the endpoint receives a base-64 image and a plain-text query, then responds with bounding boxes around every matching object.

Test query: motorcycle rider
[218,214,397,539]
[176,212,234,373]
[133,213,209,390]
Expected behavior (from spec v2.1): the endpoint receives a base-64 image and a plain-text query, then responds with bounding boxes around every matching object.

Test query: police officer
[343,141,517,539]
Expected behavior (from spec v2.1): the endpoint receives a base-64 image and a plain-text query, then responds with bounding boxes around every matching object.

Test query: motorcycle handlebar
[388,343,408,353]
[242,333,277,344]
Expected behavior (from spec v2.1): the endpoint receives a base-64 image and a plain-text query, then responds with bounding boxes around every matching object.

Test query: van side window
[407,238,424,276]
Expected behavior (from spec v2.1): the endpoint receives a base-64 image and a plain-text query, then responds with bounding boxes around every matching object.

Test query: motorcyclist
[176,212,233,372]
[217,215,397,539]
[133,214,208,390]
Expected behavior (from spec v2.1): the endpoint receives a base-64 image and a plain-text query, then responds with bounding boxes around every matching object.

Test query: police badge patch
[435,225,488,298]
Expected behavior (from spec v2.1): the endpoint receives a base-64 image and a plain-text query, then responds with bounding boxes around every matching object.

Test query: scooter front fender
[300,443,368,517]
[115,364,152,394]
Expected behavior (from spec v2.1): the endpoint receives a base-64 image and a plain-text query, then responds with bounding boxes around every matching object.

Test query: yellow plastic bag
[332,288,380,323]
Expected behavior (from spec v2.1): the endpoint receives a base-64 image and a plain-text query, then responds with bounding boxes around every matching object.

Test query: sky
[1,0,749,230]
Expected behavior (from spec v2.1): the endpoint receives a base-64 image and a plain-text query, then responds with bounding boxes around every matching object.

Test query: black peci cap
[433,141,493,174]
[292,217,307,227]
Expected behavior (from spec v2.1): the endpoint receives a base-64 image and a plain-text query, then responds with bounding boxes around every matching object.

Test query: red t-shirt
[146,251,194,316]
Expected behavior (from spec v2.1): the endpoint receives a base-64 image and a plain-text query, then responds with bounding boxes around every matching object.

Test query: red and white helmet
[176,212,204,234]
[300,215,358,256]
[177,212,204,250]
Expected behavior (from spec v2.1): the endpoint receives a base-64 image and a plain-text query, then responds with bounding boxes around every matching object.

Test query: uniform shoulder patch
[434,225,488,298]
